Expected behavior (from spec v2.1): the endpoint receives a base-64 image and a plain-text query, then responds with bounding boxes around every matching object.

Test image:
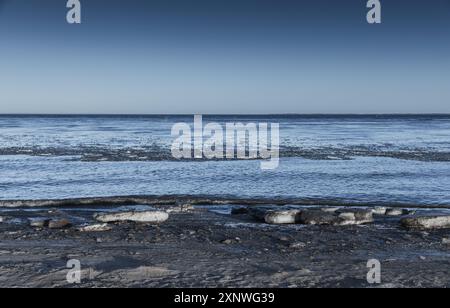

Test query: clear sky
[0,0,449,114]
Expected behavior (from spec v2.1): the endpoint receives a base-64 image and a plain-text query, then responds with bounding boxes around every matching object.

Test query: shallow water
[1,115,450,206]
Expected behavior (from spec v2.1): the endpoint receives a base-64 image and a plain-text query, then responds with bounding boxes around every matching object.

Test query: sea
[1,115,450,207]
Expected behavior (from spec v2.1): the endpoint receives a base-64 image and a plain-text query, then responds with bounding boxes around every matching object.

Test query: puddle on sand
[194,205,234,215]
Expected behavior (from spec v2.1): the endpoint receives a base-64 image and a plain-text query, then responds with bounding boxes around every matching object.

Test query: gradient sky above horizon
[0,0,449,114]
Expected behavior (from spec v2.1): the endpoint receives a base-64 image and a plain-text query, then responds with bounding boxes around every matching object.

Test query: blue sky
[0,0,449,114]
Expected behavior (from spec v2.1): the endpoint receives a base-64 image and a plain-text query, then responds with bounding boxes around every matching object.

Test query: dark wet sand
[0,206,449,288]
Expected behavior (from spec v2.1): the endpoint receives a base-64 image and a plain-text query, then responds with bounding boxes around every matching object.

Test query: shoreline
[1,195,450,209]
[0,203,449,287]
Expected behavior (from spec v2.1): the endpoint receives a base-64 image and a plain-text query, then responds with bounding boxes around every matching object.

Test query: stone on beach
[166,204,195,213]
[30,217,72,229]
[300,208,373,226]
[221,239,235,245]
[264,210,302,225]
[372,207,388,215]
[78,224,112,232]
[247,207,302,224]
[248,207,275,221]
[94,211,169,224]
[299,209,340,225]
[48,219,72,229]
[385,208,410,216]
[401,216,450,230]
[338,209,374,224]
[289,242,307,249]
[29,218,50,228]
[248,206,373,226]
[320,207,340,213]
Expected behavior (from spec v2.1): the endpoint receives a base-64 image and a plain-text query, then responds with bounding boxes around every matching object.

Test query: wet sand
[0,204,449,288]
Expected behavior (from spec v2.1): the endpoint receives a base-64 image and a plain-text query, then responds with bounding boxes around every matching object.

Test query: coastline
[1,195,450,209]
[1,202,449,288]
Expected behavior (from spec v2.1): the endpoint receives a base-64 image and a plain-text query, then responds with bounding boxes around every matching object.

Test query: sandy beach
[1,201,449,288]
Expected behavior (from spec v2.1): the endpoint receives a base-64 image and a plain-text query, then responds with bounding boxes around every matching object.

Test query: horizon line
[0,113,450,117]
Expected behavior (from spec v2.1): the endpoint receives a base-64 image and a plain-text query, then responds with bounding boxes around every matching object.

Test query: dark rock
[231,207,249,215]
[299,209,341,225]
[48,219,72,229]
[248,207,275,221]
